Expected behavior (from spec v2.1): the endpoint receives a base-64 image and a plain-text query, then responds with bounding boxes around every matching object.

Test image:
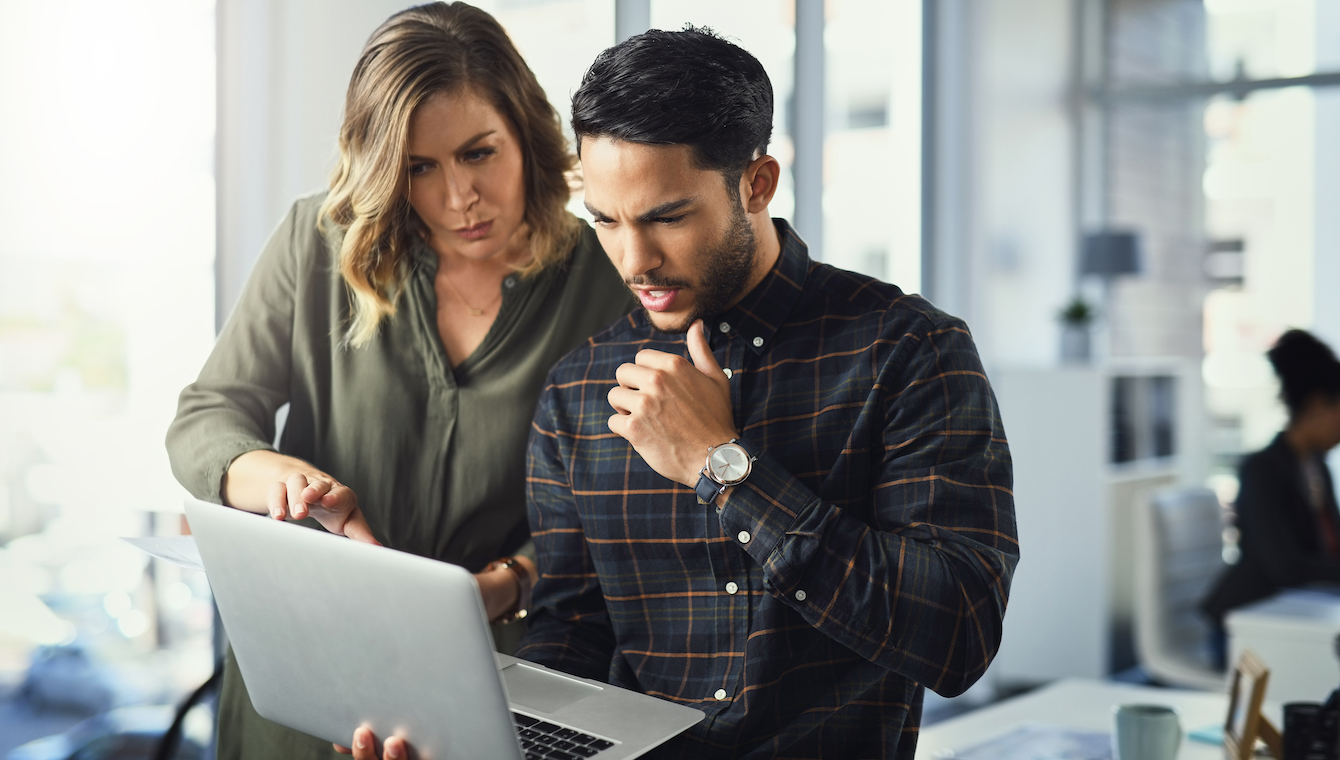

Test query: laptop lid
[184,498,702,760]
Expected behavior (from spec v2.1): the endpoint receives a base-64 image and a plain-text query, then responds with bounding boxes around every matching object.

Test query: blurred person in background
[165,3,633,758]
[1203,329,1340,663]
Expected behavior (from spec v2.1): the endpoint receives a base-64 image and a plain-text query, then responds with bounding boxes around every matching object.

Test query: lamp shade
[1081,231,1142,277]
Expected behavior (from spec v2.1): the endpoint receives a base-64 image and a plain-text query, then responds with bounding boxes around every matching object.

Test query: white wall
[971,0,1076,371]
[926,0,1075,370]
[216,0,413,329]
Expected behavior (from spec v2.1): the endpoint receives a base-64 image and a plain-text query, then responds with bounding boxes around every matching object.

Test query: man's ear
[740,154,781,214]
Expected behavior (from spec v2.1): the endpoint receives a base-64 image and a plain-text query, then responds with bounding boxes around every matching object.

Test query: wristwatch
[486,556,533,624]
[695,438,759,504]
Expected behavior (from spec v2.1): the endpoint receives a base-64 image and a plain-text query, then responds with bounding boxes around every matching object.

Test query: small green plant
[1058,297,1095,326]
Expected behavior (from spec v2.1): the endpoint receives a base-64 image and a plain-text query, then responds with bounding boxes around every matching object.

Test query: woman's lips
[455,221,493,240]
[636,288,680,312]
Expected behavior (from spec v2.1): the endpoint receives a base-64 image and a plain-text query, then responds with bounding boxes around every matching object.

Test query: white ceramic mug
[1113,703,1182,760]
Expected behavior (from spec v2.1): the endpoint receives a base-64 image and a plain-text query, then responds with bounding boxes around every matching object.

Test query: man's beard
[634,205,758,334]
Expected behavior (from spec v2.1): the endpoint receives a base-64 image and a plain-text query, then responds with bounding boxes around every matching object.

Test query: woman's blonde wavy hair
[320,2,580,347]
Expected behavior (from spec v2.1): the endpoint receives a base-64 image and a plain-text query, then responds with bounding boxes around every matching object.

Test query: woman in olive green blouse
[166,4,634,759]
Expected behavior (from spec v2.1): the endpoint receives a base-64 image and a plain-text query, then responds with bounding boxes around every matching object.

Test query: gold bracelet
[486,556,532,624]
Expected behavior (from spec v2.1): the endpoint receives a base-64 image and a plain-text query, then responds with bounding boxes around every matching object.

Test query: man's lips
[455,221,493,240]
[633,287,681,312]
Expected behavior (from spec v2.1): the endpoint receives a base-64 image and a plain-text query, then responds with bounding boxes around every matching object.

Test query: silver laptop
[184,497,703,760]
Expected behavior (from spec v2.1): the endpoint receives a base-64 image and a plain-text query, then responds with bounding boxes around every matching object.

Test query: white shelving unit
[984,359,1204,686]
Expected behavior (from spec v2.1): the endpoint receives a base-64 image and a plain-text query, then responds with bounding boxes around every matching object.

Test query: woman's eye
[463,147,496,162]
[409,162,433,177]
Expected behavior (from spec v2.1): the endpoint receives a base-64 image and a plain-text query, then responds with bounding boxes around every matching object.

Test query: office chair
[1132,487,1229,691]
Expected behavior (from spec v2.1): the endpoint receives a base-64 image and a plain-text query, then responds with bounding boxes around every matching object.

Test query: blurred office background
[1,0,1337,754]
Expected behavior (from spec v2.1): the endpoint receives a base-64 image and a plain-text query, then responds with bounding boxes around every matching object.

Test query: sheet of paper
[946,723,1111,760]
[121,535,205,572]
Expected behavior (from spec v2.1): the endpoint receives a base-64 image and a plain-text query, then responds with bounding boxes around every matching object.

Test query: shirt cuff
[715,448,824,597]
[208,440,277,504]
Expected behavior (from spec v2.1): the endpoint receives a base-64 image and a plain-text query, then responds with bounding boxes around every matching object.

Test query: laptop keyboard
[513,712,616,759]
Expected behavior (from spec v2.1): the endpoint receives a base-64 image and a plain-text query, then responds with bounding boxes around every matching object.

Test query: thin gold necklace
[441,270,502,316]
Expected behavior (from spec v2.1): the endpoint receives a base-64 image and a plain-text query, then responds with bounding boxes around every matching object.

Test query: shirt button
[752,336,764,348]
[725,582,739,595]
[723,367,733,379]
[503,276,516,288]
[719,321,730,333]
[795,589,808,602]
[714,689,727,700]
[737,530,751,544]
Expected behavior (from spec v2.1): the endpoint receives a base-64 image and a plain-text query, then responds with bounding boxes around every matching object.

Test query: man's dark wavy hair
[570,26,773,198]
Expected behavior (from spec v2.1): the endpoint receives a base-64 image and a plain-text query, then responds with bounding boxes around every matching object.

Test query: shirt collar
[712,218,810,354]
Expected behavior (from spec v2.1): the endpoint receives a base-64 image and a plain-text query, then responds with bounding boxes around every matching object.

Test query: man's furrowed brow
[584,197,697,223]
[583,201,612,222]
[635,198,696,223]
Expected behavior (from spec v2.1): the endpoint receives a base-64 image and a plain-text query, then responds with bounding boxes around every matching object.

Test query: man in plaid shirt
[515,28,1018,759]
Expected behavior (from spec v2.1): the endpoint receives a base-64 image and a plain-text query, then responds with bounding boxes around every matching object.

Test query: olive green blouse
[166,192,634,760]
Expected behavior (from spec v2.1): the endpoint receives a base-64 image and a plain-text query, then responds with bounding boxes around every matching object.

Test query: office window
[478,0,616,222]
[0,0,216,744]
[824,0,922,291]
[1205,0,1318,80]
[1200,0,1326,497]
[649,0,797,221]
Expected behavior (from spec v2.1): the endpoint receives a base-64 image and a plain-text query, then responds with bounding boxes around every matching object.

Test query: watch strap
[486,556,532,624]
[695,472,725,505]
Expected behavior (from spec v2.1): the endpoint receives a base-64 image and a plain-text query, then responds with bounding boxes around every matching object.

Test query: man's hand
[334,727,409,759]
[607,319,736,486]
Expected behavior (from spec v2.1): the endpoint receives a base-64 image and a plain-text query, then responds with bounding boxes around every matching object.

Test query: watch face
[709,444,751,485]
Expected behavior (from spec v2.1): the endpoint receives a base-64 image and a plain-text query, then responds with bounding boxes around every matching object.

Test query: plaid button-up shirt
[516,221,1018,759]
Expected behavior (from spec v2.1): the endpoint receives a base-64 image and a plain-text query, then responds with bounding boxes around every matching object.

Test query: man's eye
[652,216,684,225]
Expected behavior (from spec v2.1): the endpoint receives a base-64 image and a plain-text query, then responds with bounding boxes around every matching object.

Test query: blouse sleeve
[165,200,309,502]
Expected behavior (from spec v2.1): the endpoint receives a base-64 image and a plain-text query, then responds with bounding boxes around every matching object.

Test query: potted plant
[1058,296,1094,363]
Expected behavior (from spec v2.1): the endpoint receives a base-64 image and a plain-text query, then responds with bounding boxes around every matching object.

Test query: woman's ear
[740,154,781,214]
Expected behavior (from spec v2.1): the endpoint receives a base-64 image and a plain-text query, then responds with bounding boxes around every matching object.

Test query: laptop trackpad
[501,662,602,714]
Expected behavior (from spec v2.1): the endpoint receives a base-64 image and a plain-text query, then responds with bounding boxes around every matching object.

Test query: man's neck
[725,215,782,311]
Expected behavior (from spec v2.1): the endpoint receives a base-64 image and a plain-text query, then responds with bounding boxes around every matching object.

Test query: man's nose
[620,229,663,277]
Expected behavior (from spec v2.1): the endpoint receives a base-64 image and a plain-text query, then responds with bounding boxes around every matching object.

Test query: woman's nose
[444,169,479,211]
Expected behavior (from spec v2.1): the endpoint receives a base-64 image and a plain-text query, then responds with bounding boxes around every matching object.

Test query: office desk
[916,679,1231,759]
[1227,589,1340,705]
